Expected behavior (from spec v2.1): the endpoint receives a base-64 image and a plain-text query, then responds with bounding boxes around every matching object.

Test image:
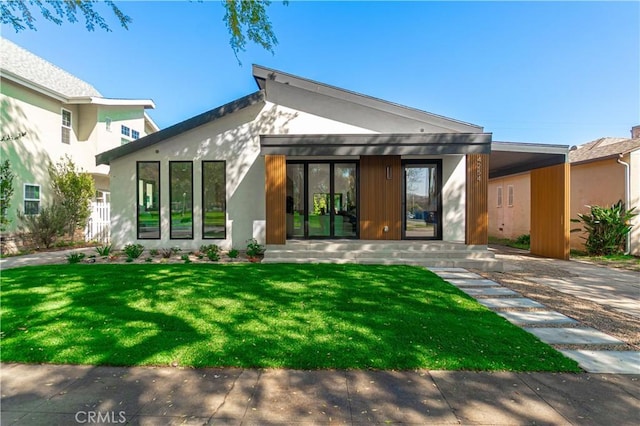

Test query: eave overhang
[260,133,492,156]
[490,141,569,179]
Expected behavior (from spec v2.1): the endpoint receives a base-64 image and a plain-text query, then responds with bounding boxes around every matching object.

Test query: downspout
[617,154,631,254]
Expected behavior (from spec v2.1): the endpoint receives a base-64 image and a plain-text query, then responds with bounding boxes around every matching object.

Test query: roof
[96,91,265,165]
[569,137,640,164]
[1,37,102,98]
[490,141,569,179]
[253,65,484,133]
[0,38,154,109]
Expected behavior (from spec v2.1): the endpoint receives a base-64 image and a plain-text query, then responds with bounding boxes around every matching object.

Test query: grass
[571,250,640,272]
[488,236,530,251]
[0,264,579,372]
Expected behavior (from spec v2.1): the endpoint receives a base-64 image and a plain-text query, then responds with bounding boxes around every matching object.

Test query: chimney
[632,125,640,139]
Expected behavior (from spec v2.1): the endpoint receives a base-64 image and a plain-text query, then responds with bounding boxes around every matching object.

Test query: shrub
[123,243,144,259]
[160,248,173,258]
[95,245,112,257]
[515,234,530,246]
[145,257,153,263]
[18,203,67,248]
[227,248,239,259]
[571,201,637,256]
[181,254,191,264]
[246,238,264,257]
[66,252,85,264]
[149,249,159,256]
[201,244,221,261]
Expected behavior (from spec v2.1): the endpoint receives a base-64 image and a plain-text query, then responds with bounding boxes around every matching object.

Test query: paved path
[2,363,639,425]
[0,247,96,271]
[432,268,640,374]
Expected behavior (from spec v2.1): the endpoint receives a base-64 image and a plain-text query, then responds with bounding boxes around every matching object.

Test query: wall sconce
[386,165,392,180]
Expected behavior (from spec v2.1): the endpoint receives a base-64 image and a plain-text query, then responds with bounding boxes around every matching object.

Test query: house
[97,65,570,268]
[0,38,157,241]
[488,128,640,255]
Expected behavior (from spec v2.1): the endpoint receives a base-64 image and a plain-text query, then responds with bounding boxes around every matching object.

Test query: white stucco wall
[441,155,466,242]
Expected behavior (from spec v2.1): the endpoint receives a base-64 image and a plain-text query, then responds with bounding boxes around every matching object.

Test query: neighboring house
[488,128,640,255]
[0,38,158,240]
[97,65,569,265]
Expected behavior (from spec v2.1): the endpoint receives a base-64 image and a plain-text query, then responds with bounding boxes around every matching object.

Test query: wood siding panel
[265,155,286,244]
[466,154,489,245]
[359,156,402,240]
[531,163,570,259]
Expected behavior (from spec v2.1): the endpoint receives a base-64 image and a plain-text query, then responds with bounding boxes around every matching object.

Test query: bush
[95,245,112,257]
[571,201,637,256]
[123,243,144,259]
[66,252,85,264]
[246,238,264,257]
[18,204,67,248]
[515,234,530,246]
[201,244,221,261]
[227,248,239,259]
[160,248,173,258]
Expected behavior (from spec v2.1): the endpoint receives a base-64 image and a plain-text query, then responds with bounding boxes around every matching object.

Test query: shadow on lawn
[0,263,577,371]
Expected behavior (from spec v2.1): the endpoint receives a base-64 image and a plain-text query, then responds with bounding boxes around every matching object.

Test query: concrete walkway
[0,247,96,271]
[2,363,639,425]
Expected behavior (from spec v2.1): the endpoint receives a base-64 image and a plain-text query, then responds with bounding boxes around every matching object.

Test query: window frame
[136,161,161,240]
[202,160,227,240]
[131,129,140,140]
[23,183,41,215]
[507,185,514,208]
[121,125,131,137]
[496,186,503,208]
[169,161,194,240]
[61,108,72,144]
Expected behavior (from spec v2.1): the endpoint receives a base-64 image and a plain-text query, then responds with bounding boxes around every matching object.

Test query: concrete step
[266,241,490,252]
[261,257,504,271]
[263,249,496,260]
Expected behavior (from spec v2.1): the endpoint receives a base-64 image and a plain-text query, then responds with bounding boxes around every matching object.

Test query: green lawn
[0,264,579,371]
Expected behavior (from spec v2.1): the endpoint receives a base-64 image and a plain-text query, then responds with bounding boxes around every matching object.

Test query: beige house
[0,38,158,239]
[488,128,640,255]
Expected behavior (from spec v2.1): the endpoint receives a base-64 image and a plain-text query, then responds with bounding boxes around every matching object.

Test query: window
[137,162,160,239]
[121,125,130,137]
[202,161,226,239]
[507,185,514,207]
[131,130,140,140]
[170,161,193,239]
[105,117,112,132]
[95,190,110,203]
[497,186,503,208]
[61,109,71,144]
[24,184,40,215]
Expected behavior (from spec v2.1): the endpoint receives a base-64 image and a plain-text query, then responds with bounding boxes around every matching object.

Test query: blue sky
[2,1,638,146]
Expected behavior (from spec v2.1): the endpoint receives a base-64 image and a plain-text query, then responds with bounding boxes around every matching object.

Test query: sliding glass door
[403,161,442,239]
[286,161,358,239]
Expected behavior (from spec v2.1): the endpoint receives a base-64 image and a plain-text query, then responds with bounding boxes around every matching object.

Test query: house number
[476,156,482,182]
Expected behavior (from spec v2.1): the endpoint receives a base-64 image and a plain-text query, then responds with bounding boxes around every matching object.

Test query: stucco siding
[442,155,466,242]
[488,173,531,240]
[630,150,640,255]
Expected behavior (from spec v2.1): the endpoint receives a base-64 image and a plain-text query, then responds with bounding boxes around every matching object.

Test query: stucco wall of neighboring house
[488,172,531,240]
[630,150,640,255]
[570,157,626,251]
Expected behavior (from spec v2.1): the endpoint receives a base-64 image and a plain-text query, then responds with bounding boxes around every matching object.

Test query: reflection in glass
[334,163,357,237]
[308,164,330,237]
[169,161,193,239]
[137,162,160,239]
[405,165,438,238]
[202,161,226,239]
[286,164,305,238]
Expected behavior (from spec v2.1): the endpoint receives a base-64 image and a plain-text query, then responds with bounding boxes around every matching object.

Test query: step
[263,249,496,260]
[261,257,503,271]
[267,242,489,252]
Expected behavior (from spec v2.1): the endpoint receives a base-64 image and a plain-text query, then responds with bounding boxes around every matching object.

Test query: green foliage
[0,264,579,372]
[0,159,15,232]
[122,243,144,259]
[181,254,192,264]
[201,244,221,261]
[149,248,159,256]
[17,203,66,248]
[571,201,637,256]
[515,234,530,246]
[49,156,95,240]
[227,248,240,259]
[160,248,173,259]
[246,238,264,257]
[95,245,112,257]
[145,257,153,263]
[223,0,285,59]
[66,252,86,264]
[1,0,131,32]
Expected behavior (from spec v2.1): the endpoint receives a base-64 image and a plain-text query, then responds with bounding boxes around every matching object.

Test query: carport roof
[489,141,569,179]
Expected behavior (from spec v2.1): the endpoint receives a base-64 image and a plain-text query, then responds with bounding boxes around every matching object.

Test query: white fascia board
[144,112,160,132]
[0,70,68,103]
[68,97,156,109]
[492,141,569,155]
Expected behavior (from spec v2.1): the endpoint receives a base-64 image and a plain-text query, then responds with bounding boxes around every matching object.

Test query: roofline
[144,112,160,133]
[96,90,265,165]
[1,69,68,102]
[491,141,570,154]
[68,97,156,109]
[252,64,484,132]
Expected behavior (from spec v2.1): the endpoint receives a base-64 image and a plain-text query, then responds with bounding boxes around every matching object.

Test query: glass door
[403,162,442,239]
[286,161,358,239]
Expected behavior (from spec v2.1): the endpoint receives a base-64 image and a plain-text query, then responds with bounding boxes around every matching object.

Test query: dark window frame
[136,161,161,240]
[401,159,443,241]
[169,161,194,240]
[202,160,227,240]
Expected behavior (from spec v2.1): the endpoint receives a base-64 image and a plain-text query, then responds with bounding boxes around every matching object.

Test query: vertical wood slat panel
[530,163,570,259]
[265,155,286,245]
[359,156,402,240]
[466,154,489,245]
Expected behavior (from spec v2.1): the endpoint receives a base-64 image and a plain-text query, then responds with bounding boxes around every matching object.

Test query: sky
[2,1,639,147]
